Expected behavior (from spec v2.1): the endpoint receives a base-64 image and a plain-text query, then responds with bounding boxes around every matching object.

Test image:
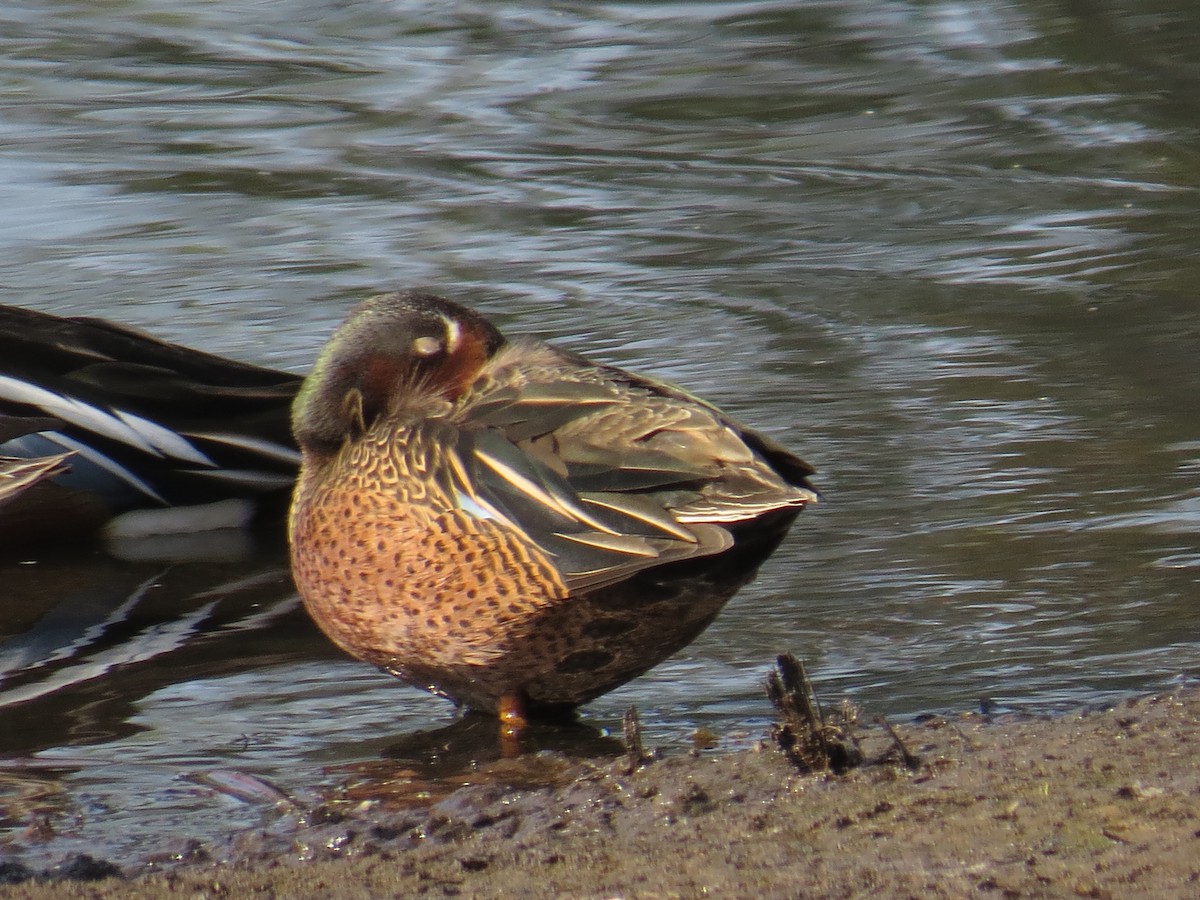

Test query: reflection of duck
[322,711,623,808]
[0,550,306,756]
[0,305,301,549]
[290,291,819,724]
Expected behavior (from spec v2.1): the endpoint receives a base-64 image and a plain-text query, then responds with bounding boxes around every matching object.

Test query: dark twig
[622,705,652,773]
[875,715,921,770]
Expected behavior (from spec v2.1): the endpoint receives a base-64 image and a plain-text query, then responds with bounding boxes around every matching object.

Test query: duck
[0,304,301,549]
[289,290,818,725]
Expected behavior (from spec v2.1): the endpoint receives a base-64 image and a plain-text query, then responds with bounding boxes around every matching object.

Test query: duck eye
[412,336,443,357]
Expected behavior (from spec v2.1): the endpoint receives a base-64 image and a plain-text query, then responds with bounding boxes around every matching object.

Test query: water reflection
[0,0,1197,869]
[0,547,306,752]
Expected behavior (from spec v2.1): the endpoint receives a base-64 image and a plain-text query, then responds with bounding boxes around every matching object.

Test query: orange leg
[498,693,527,757]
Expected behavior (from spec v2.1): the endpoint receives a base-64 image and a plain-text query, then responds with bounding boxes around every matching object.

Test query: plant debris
[766,653,863,774]
[621,705,655,772]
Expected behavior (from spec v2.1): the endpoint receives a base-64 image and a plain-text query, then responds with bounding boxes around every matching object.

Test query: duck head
[293,291,505,458]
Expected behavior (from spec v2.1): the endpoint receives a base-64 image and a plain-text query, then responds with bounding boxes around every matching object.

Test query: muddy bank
[4,689,1200,898]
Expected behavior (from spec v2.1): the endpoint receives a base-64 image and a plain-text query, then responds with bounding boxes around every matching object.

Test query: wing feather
[436,344,816,594]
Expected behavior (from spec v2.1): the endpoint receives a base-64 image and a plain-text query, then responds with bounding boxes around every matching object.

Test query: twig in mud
[874,715,921,770]
[622,705,653,773]
[767,653,863,774]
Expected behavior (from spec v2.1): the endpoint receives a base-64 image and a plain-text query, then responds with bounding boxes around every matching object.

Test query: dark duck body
[0,305,301,547]
[289,291,817,718]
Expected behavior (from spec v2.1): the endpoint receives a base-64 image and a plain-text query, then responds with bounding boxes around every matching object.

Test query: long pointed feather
[29,431,166,504]
[0,375,163,458]
[579,492,698,542]
[552,531,660,558]
[473,438,621,536]
[183,431,301,466]
[115,408,215,466]
[189,468,297,490]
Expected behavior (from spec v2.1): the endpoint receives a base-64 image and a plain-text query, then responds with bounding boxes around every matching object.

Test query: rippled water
[1,0,1198,868]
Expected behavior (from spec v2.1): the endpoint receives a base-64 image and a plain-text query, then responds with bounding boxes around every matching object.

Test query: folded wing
[445,345,817,593]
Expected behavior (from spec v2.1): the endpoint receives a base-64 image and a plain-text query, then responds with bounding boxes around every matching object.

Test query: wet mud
[3,687,1199,898]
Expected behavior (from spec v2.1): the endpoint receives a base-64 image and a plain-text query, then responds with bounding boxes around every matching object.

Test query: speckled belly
[289,473,744,713]
[289,472,580,698]
[289,410,770,713]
